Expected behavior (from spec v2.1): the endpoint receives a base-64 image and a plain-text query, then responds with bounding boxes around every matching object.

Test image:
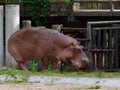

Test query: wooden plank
[91,52,96,70]
[96,28,101,70]
[114,29,119,69]
[96,52,100,70]
[97,30,101,48]
[90,49,114,52]
[103,30,107,48]
[99,52,103,70]
[108,29,112,48]
[62,27,87,32]
[108,29,113,69]
[87,23,92,46]
[104,51,108,69]
[91,29,96,49]
[96,30,103,69]
[102,52,106,69]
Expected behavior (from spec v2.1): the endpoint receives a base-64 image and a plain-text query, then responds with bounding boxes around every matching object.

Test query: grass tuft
[87,85,101,89]
[0,69,120,78]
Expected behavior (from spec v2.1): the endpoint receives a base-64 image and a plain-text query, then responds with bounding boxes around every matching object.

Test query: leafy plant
[27,0,50,26]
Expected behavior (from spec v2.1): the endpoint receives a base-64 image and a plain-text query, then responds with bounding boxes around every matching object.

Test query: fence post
[22,20,31,28]
[5,5,20,69]
[22,20,32,70]
[87,23,92,48]
[52,24,63,32]
[52,24,63,71]
[0,6,4,67]
[110,0,114,12]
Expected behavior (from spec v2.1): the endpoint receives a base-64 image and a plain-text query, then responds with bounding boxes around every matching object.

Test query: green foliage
[64,0,73,5]
[0,0,50,26]
[32,60,38,71]
[23,0,50,26]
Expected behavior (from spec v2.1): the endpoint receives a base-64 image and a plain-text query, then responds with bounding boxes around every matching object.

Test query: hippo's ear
[64,42,83,50]
[70,43,84,53]
[63,42,74,49]
[67,42,76,48]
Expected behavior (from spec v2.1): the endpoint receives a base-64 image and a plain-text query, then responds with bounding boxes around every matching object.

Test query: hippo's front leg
[41,57,49,70]
[51,57,59,70]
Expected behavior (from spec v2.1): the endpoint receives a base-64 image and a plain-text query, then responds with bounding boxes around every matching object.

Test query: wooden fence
[87,20,120,71]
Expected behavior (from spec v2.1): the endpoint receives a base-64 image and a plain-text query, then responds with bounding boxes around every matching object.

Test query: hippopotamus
[8,27,91,71]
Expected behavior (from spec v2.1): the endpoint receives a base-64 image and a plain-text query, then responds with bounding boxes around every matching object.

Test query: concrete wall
[0,6,4,67]
[5,5,20,68]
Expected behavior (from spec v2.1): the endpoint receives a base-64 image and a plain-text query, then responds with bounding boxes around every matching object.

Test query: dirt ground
[0,83,119,90]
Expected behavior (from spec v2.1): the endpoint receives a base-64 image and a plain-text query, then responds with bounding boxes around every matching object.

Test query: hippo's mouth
[78,60,91,69]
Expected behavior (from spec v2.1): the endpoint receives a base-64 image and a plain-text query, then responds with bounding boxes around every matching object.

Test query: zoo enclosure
[0,1,120,71]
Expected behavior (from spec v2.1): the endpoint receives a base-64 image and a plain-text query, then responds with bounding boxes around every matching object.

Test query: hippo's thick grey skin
[8,27,90,71]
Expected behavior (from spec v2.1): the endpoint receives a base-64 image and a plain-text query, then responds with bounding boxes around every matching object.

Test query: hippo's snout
[80,58,91,69]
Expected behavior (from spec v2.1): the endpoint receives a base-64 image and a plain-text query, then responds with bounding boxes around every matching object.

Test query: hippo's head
[60,41,91,69]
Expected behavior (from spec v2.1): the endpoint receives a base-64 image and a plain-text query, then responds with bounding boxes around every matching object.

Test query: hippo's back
[8,27,73,60]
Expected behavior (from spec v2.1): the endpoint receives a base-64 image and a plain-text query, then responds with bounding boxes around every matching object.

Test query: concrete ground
[0,75,120,90]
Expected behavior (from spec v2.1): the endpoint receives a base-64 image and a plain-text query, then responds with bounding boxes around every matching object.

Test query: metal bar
[87,20,120,25]
[93,27,120,30]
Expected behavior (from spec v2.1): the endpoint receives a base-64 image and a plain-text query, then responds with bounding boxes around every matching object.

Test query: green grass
[87,85,101,89]
[0,69,120,78]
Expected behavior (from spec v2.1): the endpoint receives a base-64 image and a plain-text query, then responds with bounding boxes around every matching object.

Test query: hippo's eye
[66,57,73,63]
[74,48,82,53]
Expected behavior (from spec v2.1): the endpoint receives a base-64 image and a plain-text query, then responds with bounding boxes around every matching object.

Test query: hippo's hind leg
[17,61,29,71]
[14,57,29,71]
[9,46,29,71]
[13,56,29,71]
